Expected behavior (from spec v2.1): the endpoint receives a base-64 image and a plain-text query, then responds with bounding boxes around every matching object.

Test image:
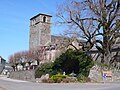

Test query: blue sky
[0,0,63,61]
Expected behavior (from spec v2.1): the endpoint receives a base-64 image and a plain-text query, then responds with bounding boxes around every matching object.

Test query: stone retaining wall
[89,65,120,83]
[9,70,35,82]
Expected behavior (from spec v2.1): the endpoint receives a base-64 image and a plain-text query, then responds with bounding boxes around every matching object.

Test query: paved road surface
[0,77,120,90]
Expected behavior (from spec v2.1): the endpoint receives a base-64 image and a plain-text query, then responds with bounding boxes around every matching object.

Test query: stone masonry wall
[89,65,120,83]
[10,70,35,82]
[29,14,52,49]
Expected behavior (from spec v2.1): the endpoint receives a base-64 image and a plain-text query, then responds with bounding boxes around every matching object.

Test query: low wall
[0,65,4,74]
[89,65,120,83]
[10,70,35,82]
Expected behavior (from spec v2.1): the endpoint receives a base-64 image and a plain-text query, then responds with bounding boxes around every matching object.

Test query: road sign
[103,71,112,77]
[103,73,107,78]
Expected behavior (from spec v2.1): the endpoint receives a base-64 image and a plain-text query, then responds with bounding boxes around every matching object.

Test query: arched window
[43,16,46,22]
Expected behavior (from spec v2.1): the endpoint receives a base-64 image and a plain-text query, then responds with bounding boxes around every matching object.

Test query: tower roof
[30,13,52,20]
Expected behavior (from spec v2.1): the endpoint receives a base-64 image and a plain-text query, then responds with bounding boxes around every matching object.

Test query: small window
[43,16,46,22]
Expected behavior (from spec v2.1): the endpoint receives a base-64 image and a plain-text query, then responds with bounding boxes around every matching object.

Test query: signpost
[103,71,112,77]
[102,71,112,83]
[103,73,107,79]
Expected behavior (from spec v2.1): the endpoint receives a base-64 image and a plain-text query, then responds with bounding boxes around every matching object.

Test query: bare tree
[8,46,48,67]
[56,0,120,64]
[30,46,47,64]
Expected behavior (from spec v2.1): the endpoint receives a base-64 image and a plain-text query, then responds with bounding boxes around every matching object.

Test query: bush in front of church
[35,49,94,82]
[52,49,94,80]
[35,62,57,78]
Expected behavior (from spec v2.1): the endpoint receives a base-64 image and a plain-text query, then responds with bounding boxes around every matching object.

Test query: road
[0,77,120,90]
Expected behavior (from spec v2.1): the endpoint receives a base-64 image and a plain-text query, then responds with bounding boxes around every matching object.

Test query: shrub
[53,49,80,74]
[62,78,70,83]
[77,74,87,82]
[35,49,94,82]
[41,78,48,83]
[53,49,94,78]
[63,77,78,83]
[50,74,68,83]
[47,79,55,83]
[35,62,56,78]
[77,74,91,82]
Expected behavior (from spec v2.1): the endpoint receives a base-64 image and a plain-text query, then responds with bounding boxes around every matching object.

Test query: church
[29,13,83,63]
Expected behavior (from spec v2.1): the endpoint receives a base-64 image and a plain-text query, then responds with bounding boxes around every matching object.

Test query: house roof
[0,56,6,61]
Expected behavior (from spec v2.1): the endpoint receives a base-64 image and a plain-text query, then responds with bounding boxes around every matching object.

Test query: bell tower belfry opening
[29,13,52,49]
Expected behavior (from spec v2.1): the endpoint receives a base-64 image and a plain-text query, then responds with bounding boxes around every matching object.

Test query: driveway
[0,76,120,90]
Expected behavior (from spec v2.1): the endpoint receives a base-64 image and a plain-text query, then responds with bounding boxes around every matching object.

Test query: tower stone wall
[29,13,52,49]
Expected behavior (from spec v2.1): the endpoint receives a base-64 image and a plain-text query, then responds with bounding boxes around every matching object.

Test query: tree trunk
[101,50,112,65]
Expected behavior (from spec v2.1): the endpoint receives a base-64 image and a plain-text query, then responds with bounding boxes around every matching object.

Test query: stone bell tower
[29,13,52,49]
